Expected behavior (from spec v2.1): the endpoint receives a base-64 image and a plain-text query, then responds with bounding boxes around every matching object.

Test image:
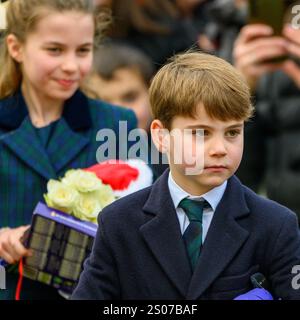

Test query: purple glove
[234,288,274,300]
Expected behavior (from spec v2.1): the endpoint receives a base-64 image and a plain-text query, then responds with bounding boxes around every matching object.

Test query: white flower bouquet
[44,169,116,224]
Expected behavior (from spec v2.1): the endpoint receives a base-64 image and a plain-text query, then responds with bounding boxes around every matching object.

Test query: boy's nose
[208,138,227,157]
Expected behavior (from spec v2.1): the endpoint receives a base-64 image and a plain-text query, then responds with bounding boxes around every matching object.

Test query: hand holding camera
[281,24,300,88]
[233,0,300,90]
[233,23,287,91]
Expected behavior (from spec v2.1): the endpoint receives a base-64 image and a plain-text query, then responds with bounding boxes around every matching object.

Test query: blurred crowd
[89,0,300,222]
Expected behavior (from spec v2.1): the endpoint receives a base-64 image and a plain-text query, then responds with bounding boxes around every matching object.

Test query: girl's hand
[0,226,32,264]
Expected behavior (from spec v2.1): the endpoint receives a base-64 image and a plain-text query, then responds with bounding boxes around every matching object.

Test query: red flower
[85,160,139,191]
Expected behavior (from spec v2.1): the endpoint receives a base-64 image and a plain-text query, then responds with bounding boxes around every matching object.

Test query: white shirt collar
[168,171,227,211]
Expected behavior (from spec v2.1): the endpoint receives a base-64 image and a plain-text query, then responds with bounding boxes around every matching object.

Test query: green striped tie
[179,198,208,271]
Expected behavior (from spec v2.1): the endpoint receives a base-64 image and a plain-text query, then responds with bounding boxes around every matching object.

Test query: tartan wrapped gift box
[21,159,153,295]
[22,202,97,294]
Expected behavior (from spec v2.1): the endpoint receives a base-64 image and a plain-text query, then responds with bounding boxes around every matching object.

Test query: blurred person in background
[95,0,202,67]
[85,43,153,132]
[233,1,300,223]
[196,0,248,61]
[94,0,246,66]
[84,43,168,177]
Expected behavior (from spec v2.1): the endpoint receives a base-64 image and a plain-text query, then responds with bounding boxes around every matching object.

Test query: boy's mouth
[204,165,228,172]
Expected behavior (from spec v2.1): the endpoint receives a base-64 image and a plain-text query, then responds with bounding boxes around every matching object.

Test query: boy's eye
[226,129,241,137]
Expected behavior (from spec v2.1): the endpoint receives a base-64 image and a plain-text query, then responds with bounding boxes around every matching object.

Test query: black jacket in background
[237,70,300,221]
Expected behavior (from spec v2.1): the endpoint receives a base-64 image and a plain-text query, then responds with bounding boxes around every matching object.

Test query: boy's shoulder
[99,185,153,226]
[241,181,297,224]
[98,174,299,231]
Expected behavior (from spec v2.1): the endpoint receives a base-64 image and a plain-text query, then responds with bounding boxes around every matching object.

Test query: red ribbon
[15,258,24,300]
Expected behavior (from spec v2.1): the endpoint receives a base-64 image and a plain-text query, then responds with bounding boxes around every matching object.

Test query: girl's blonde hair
[0,0,111,99]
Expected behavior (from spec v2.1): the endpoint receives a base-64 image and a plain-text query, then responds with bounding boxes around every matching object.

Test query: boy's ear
[150,119,170,154]
[6,34,23,63]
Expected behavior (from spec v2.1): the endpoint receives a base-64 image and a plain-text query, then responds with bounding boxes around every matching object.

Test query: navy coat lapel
[186,176,250,299]
[1,116,56,180]
[140,170,192,298]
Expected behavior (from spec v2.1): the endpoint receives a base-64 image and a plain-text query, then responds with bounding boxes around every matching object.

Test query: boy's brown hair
[149,52,253,129]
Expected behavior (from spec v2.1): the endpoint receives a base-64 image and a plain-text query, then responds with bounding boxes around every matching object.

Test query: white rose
[44,180,78,213]
[73,193,102,222]
[62,169,103,193]
[96,184,116,208]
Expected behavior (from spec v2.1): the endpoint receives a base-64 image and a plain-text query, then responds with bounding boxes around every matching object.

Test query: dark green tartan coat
[0,89,137,299]
[0,89,137,226]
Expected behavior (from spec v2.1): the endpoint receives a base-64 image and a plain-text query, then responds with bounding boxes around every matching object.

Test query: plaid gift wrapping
[21,202,97,294]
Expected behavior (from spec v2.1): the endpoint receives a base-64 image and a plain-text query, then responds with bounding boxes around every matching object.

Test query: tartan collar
[0,89,92,131]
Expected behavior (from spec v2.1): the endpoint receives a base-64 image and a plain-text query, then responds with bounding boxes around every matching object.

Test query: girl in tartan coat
[0,0,139,299]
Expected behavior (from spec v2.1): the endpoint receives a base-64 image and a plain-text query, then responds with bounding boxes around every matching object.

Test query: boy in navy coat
[72,52,300,300]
